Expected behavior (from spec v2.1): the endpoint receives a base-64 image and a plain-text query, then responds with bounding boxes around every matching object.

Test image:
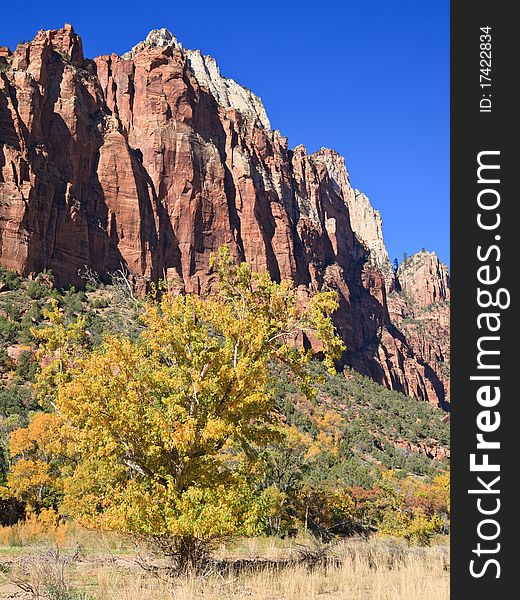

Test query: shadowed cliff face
[0,25,450,407]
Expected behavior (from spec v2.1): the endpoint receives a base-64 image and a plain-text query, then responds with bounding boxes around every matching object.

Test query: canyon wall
[0,26,450,407]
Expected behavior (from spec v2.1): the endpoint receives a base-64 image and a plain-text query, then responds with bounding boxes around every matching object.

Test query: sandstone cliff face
[0,26,449,407]
[388,251,451,404]
[397,251,450,308]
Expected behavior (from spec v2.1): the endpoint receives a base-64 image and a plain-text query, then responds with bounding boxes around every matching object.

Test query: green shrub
[0,267,22,291]
[15,351,38,382]
[61,287,86,316]
[91,297,109,309]
[0,384,37,418]
[0,316,20,345]
[26,280,51,300]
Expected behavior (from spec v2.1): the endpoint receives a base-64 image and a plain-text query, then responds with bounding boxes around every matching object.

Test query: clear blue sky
[0,0,450,266]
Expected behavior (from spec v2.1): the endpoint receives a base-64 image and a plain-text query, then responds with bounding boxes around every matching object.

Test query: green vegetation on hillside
[274,362,448,483]
[0,261,449,566]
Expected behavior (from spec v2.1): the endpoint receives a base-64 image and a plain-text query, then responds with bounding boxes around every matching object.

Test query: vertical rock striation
[388,251,451,405]
[0,25,450,407]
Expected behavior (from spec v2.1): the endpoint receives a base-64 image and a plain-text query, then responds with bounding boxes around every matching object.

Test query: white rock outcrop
[348,189,393,275]
[310,149,393,276]
[121,28,183,59]
[122,29,271,130]
[186,49,270,130]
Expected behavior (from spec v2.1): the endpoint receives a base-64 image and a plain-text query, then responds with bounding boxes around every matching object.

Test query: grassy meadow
[0,522,449,600]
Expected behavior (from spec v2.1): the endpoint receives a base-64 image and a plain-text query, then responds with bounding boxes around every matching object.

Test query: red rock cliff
[388,251,451,404]
[0,26,450,407]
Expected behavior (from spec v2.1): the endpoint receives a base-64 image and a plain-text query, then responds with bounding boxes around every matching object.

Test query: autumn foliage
[6,248,346,568]
[4,250,449,568]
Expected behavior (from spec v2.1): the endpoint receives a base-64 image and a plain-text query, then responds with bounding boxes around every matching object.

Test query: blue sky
[0,0,450,265]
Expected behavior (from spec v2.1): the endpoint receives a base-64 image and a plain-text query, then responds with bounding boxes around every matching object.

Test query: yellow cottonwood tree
[9,247,344,570]
[7,412,75,512]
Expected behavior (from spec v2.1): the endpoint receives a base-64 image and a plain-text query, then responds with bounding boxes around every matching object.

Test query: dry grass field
[0,524,449,600]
